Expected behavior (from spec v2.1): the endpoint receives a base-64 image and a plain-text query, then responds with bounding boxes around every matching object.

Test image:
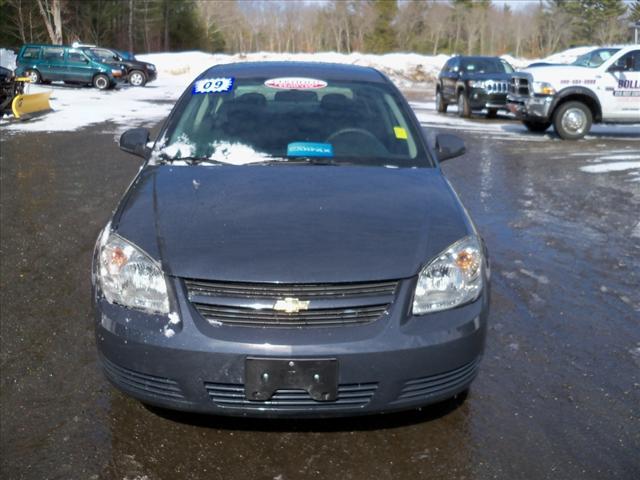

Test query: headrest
[235,92,267,106]
[320,93,350,110]
[274,90,318,103]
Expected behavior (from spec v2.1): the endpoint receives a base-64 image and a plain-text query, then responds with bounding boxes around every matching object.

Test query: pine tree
[364,0,397,53]
[559,0,627,44]
[630,0,640,22]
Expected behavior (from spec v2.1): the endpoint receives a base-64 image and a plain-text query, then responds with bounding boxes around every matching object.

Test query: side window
[628,51,640,72]
[93,49,116,62]
[21,47,41,59]
[42,47,64,61]
[68,50,86,63]
[612,51,640,72]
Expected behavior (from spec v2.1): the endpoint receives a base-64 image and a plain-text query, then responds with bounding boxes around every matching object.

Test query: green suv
[15,44,126,90]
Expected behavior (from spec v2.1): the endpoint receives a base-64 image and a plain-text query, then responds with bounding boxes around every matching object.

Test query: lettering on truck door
[602,50,640,122]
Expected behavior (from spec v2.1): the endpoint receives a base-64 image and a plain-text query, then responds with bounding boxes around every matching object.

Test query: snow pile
[0,48,17,70]
[1,46,635,134]
[3,50,452,133]
[137,50,451,88]
[3,73,185,133]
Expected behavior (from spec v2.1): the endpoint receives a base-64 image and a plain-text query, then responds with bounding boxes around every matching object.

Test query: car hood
[122,59,151,69]
[114,165,471,283]
[522,65,596,80]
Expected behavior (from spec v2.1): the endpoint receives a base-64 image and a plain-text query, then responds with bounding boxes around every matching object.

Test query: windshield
[572,48,620,68]
[117,50,136,61]
[460,58,513,74]
[154,76,429,167]
[87,48,118,62]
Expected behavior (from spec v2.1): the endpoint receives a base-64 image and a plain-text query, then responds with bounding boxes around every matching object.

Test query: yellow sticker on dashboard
[394,126,408,140]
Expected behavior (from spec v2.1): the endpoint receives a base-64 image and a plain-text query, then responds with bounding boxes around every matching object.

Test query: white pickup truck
[507,45,640,139]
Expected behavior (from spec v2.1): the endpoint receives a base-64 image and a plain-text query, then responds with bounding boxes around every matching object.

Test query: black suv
[82,47,157,87]
[436,56,514,118]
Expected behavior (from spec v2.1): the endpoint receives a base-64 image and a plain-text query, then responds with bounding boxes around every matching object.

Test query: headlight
[413,235,484,315]
[532,81,555,95]
[97,229,169,314]
[148,65,156,71]
[468,80,485,88]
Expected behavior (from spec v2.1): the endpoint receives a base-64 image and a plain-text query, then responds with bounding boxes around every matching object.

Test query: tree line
[1,0,639,58]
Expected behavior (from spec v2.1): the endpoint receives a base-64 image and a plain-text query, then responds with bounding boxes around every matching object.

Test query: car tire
[457,91,471,118]
[25,69,41,84]
[93,74,110,90]
[486,108,498,118]
[552,101,592,140]
[128,70,146,87]
[436,89,447,113]
[523,120,551,133]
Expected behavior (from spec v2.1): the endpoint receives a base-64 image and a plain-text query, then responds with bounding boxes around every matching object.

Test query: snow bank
[1,46,633,134]
[2,50,451,133]
[137,50,450,88]
[0,48,17,70]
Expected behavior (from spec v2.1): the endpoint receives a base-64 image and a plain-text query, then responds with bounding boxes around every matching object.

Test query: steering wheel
[325,128,388,156]
[326,128,379,144]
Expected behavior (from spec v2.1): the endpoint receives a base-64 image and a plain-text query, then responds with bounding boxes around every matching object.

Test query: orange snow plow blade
[11,91,52,118]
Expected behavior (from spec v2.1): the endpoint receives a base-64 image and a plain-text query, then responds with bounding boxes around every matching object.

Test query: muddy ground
[1,105,639,479]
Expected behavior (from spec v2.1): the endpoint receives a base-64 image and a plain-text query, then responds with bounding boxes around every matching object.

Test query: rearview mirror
[120,127,150,158]
[434,133,465,162]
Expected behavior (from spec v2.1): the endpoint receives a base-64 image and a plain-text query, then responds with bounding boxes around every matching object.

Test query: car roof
[453,56,503,61]
[197,61,388,84]
[20,44,79,49]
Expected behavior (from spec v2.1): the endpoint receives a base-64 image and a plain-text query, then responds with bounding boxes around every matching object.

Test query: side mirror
[120,127,150,158]
[435,133,465,162]
[607,64,624,73]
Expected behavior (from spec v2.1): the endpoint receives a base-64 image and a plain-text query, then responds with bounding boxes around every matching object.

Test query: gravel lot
[1,102,639,479]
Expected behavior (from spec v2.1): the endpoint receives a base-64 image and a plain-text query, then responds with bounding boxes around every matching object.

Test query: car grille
[393,358,480,403]
[184,278,398,328]
[205,382,378,410]
[509,75,531,96]
[101,356,186,400]
[485,80,509,93]
[191,303,388,327]
[184,279,398,299]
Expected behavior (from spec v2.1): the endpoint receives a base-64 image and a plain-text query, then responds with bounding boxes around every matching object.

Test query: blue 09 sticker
[287,142,334,158]
[192,77,234,94]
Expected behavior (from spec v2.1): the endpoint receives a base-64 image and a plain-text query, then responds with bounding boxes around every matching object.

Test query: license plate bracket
[244,357,338,402]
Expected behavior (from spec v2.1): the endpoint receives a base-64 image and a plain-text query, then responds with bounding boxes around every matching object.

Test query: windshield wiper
[156,153,222,165]
[286,156,338,165]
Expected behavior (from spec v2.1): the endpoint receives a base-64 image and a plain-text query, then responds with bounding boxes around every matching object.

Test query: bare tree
[36,0,63,44]
[6,0,29,43]
[128,0,134,52]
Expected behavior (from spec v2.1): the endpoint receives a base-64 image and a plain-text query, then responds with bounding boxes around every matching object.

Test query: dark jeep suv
[436,56,514,118]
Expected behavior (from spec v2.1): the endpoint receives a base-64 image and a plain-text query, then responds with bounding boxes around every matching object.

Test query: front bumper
[468,88,508,110]
[146,69,157,82]
[94,277,489,418]
[507,94,554,121]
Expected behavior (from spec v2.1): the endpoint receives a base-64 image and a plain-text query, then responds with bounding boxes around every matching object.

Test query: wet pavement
[1,108,639,479]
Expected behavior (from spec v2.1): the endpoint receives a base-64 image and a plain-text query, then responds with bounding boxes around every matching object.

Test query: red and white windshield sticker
[264,77,327,90]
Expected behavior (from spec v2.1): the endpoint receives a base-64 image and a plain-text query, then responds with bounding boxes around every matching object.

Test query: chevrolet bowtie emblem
[273,297,310,313]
